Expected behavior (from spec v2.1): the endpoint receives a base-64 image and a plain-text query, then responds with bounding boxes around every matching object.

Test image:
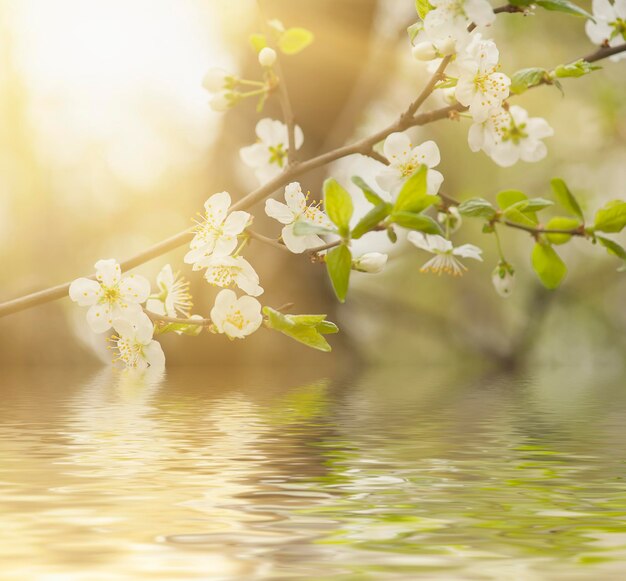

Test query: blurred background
[0,0,624,370]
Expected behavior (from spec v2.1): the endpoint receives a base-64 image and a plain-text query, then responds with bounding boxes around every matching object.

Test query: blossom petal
[465,0,495,26]
[119,274,151,304]
[144,341,166,369]
[204,192,231,227]
[282,223,321,253]
[266,199,295,224]
[240,143,268,168]
[284,182,307,214]
[86,303,113,333]
[69,278,101,306]
[453,244,483,261]
[427,169,444,195]
[146,298,166,316]
[222,211,251,236]
[383,132,413,164]
[412,140,441,168]
[95,259,121,287]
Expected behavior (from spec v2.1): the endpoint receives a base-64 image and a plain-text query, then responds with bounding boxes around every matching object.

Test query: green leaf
[407,21,423,44]
[531,241,567,289]
[415,0,434,19]
[393,165,431,213]
[458,198,497,219]
[249,33,267,52]
[351,203,391,239]
[351,176,386,207]
[504,207,538,227]
[551,178,584,220]
[389,211,442,234]
[323,178,354,236]
[292,219,337,237]
[262,307,338,352]
[534,0,592,18]
[553,59,601,78]
[325,244,352,302]
[510,67,550,95]
[524,198,554,212]
[278,27,314,55]
[593,200,626,233]
[596,236,626,272]
[497,190,527,210]
[545,216,581,245]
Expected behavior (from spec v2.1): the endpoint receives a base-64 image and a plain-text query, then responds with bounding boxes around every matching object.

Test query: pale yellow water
[1,365,626,580]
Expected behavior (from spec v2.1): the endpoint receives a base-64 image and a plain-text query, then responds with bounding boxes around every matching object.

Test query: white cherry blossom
[210,289,263,339]
[194,254,264,297]
[453,36,510,123]
[586,0,626,62]
[265,182,333,254]
[492,261,516,297]
[240,118,304,183]
[146,264,193,318]
[69,259,150,334]
[468,105,554,167]
[376,132,444,196]
[184,192,251,267]
[111,312,165,369]
[408,232,483,276]
[424,0,495,52]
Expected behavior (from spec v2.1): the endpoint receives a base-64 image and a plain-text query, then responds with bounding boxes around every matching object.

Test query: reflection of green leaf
[264,381,330,426]
[263,307,338,351]
[325,244,352,302]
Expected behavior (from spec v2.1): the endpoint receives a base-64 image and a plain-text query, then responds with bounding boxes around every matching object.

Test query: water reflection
[1,366,626,579]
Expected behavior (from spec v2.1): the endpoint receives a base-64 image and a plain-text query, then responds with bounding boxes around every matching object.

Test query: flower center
[611,18,626,41]
[101,285,121,304]
[268,144,287,167]
[228,309,246,330]
[115,337,144,368]
[399,161,419,177]
[502,120,528,144]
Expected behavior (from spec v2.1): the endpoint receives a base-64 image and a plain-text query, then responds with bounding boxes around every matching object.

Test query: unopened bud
[353,252,388,274]
[202,67,229,93]
[492,262,515,298]
[412,42,437,61]
[209,91,232,112]
[258,47,277,67]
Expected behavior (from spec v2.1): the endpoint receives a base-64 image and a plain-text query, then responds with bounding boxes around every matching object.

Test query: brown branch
[0,11,622,320]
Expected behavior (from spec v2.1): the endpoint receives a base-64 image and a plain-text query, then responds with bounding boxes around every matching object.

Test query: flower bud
[492,262,515,298]
[353,252,388,274]
[436,37,456,56]
[437,206,462,234]
[412,42,437,61]
[209,91,231,112]
[258,47,277,67]
[202,67,229,93]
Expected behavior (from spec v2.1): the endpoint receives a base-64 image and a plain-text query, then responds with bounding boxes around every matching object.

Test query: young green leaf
[545,216,581,245]
[394,165,430,213]
[458,198,497,220]
[550,178,584,220]
[510,67,550,95]
[262,307,338,352]
[407,21,423,44]
[351,176,386,207]
[596,236,626,272]
[531,241,567,289]
[524,198,554,212]
[553,59,601,78]
[415,0,434,18]
[389,211,442,234]
[323,178,354,236]
[593,200,626,233]
[249,33,267,52]
[351,203,391,239]
[534,0,592,18]
[497,190,527,210]
[325,244,352,302]
[278,28,314,55]
[292,219,337,237]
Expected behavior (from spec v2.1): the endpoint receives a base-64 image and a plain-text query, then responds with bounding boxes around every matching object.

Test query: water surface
[1,366,626,580]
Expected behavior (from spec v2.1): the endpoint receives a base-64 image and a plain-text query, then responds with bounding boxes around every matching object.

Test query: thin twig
[246,229,288,251]
[146,311,211,326]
